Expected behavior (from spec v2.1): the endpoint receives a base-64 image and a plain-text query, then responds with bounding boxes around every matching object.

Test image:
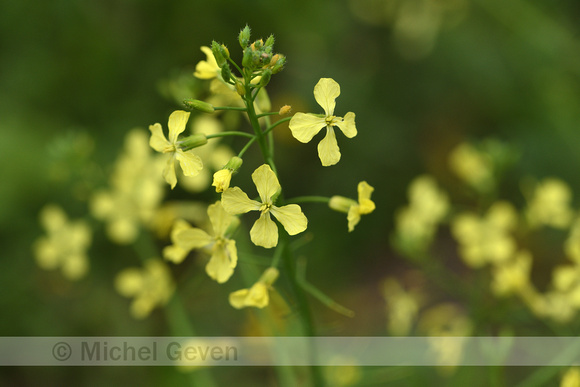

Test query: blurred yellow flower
[561,367,580,387]
[381,277,421,336]
[90,129,165,244]
[163,201,239,283]
[149,110,204,189]
[289,78,357,166]
[229,267,279,309]
[451,201,517,268]
[221,164,307,248]
[329,181,375,232]
[394,175,448,251]
[525,178,574,229]
[448,142,493,191]
[115,259,174,319]
[193,46,220,80]
[491,250,533,297]
[33,204,91,280]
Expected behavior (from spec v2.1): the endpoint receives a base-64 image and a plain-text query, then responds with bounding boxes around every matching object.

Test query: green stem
[206,131,254,140]
[243,85,273,169]
[238,137,257,158]
[263,117,292,137]
[256,111,282,118]
[287,196,330,204]
[213,106,247,112]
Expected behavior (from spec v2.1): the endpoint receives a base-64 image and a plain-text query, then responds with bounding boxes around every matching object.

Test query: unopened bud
[235,81,245,97]
[329,195,356,214]
[183,99,215,113]
[221,64,232,83]
[259,267,279,286]
[238,25,251,48]
[259,69,272,87]
[211,41,227,68]
[179,133,208,150]
[271,54,286,74]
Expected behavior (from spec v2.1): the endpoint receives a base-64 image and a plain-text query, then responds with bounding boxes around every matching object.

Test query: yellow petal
[174,228,213,250]
[175,149,203,177]
[222,187,261,214]
[168,110,190,144]
[314,78,340,117]
[207,201,232,237]
[252,164,280,203]
[271,204,308,235]
[288,113,325,143]
[335,112,357,138]
[229,289,250,309]
[205,241,237,283]
[149,123,169,153]
[347,205,361,232]
[317,126,341,166]
[162,156,178,189]
[250,212,278,248]
[357,181,376,214]
[163,244,189,264]
[229,283,269,309]
[40,204,67,233]
[193,46,219,79]
[62,254,88,280]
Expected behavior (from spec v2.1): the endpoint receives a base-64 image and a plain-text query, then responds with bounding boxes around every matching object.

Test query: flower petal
[347,205,361,232]
[252,164,280,203]
[271,204,308,235]
[168,110,191,143]
[357,181,376,214]
[222,187,261,214]
[205,240,238,283]
[163,244,189,264]
[174,228,213,251]
[162,156,178,189]
[335,112,357,138]
[193,46,219,79]
[314,78,340,117]
[175,149,203,177]
[250,212,278,248]
[288,113,325,143]
[229,283,269,309]
[148,123,169,153]
[207,201,233,237]
[317,126,341,166]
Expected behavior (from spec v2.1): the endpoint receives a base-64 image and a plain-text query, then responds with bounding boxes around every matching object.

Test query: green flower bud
[221,63,233,83]
[259,69,272,87]
[271,54,286,74]
[224,156,243,172]
[242,48,254,69]
[179,133,208,150]
[211,41,227,68]
[239,25,251,48]
[329,196,356,213]
[183,99,215,113]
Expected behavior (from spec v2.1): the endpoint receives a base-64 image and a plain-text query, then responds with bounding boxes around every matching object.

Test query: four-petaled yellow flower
[289,78,357,166]
[163,201,239,283]
[229,267,279,309]
[221,164,308,248]
[329,181,376,232]
[149,110,204,189]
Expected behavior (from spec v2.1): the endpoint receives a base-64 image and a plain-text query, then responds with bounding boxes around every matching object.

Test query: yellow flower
[381,277,421,336]
[491,250,532,297]
[149,110,204,189]
[221,164,308,248]
[90,129,165,244]
[561,367,580,387]
[163,201,239,283]
[289,78,357,166]
[211,156,243,193]
[115,259,174,319]
[229,267,279,309]
[193,46,220,80]
[451,201,517,268]
[448,142,493,191]
[329,181,375,232]
[33,204,91,280]
[525,178,574,229]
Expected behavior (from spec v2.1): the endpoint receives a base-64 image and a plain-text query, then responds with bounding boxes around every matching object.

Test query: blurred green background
[3,0,580,385]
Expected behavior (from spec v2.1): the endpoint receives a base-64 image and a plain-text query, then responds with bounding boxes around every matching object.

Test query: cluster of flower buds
[238,25,286,82]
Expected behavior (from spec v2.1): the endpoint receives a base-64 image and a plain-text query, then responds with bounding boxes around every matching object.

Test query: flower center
[163,144,177,154]
[325,115,337,126]
[260,202,272,214]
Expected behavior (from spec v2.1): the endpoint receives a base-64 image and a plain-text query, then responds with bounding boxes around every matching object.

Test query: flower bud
[221,64,233,83]
[259,267,279,286]
[242,48,254,69]
[265,34,275,49]
[211,41,227,68]
[259,69,272,87]
[179,134,208,150]
[271,54,286,74]
[212,157,243,193]
[183,99,215,113]
[235,81,245,97]
[238,25,251,48]
[329,195,356,213]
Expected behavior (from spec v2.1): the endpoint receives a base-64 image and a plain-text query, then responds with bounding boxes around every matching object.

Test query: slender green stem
[287,196,330,204]
[263,117,292,137]
[238,137,257,158]
[206,131,254,140]
[213,106,247,112]
[256,111,281,118]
